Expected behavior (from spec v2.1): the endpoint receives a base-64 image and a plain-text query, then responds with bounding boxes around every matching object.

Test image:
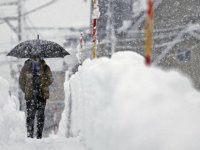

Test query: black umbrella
[7,35,70,58]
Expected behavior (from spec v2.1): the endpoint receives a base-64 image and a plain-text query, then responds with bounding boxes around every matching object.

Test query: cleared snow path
[1,137,86,150]
[0,75,86,150]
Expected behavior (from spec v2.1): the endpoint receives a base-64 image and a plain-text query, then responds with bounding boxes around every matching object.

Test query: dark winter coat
[19,59,53,100]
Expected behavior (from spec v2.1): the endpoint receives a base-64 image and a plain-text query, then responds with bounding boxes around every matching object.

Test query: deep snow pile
[0,77,25,144]
[69,51,200,150]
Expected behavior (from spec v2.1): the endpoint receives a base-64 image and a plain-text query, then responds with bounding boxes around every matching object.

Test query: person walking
[19,55,53,139]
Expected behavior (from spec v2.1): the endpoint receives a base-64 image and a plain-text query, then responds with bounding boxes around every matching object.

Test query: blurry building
[94,0,200,90]
[96,0,134,56]
[62,0,200,90]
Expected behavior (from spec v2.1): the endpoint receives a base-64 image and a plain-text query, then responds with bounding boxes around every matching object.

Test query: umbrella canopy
[7,38,70,58]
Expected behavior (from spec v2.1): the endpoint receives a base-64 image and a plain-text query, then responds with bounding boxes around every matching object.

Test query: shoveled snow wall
[0,77,25,145]
[67,51,200,150]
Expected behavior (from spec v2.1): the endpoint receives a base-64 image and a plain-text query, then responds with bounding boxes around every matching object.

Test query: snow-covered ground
[1,137,86,150]
[1,51,200,150]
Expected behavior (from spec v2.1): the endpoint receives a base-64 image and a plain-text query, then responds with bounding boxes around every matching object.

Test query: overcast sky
[25,0,90,27]
[0,0,91,48]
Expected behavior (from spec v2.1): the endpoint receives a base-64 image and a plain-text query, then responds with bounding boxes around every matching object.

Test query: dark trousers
[26,96,46,139]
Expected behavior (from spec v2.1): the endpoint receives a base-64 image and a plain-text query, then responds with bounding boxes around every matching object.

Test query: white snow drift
[68,51,200,150]
[0,77,25,144]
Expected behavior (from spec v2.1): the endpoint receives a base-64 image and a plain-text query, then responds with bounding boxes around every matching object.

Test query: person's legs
[36,97,46,139]
[26,99,37,138]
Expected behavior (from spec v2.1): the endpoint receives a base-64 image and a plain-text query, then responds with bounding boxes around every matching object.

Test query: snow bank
[68,51,200,150]
[0,77,25,144]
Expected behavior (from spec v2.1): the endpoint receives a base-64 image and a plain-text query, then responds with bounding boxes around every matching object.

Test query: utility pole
[0,0,24,109]
[17,0,22,42]
[106,0,115,57]
[17,0,23,110]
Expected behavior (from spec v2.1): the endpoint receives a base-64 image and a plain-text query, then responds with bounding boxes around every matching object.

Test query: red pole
[92,18,97,58]
[145,0,153,65]
[91,0,100,59]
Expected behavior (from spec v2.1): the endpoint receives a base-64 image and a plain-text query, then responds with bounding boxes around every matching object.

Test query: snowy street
[1,137,86,150]
[1,0,200,149]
